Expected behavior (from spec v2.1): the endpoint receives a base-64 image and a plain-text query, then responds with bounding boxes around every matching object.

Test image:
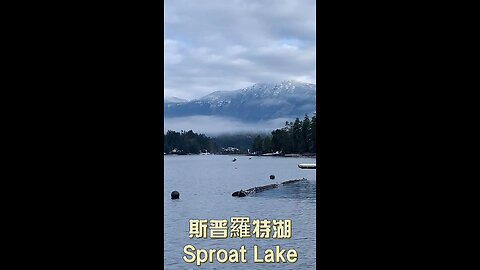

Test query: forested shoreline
[164,130,216,154]
[251,113,316,154]
[164,113,316,155]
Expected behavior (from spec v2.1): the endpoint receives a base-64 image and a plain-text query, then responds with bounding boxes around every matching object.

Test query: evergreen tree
[252,135,263,153]
[292,118,302,153]
[164,130,216,154]
[267,113,316,154]
[301,114,311,153]
[263,136,272,153]
[310,113,316,152]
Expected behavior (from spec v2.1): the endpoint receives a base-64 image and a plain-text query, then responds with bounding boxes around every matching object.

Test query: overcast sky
[164,0,316,100]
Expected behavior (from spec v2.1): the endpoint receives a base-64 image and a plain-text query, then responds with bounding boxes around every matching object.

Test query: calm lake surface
[164,155,316,269]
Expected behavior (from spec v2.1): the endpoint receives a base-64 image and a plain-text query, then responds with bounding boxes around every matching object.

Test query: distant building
[220,147,240,154]
[170,148,183,154]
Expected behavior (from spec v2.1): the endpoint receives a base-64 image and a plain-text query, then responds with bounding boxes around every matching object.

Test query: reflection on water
[164,155,316,269]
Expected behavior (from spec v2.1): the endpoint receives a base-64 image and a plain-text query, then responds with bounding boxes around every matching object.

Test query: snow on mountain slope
[164,81,316,122]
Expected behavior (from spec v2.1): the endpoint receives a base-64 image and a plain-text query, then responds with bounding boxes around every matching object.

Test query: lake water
[164,155,316,269]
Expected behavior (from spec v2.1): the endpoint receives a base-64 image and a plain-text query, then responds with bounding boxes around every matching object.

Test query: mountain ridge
[164,81,316,122]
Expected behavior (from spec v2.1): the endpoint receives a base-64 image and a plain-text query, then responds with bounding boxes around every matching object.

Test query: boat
[298,163,316,169]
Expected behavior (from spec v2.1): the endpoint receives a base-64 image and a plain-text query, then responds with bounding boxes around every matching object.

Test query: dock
[298,163,316,169]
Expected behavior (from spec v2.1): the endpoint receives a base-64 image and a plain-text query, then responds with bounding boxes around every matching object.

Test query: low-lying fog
[164,116,291,136]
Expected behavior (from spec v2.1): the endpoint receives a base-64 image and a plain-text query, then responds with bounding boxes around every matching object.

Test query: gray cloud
[164,0,316,100]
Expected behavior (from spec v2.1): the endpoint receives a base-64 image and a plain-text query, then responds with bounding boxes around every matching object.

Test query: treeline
[164,131,263,154]
[164,130,216,154]
[251,113,316,154]
[164,113,316,155]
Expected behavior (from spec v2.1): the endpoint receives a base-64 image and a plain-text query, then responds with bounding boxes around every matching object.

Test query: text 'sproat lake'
[164,155,316,269]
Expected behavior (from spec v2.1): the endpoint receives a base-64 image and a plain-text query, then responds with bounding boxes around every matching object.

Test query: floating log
[281,179,306,185]
[232,178,307,197]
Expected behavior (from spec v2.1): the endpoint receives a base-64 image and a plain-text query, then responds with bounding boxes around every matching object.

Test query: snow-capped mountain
[164,81,316,122]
